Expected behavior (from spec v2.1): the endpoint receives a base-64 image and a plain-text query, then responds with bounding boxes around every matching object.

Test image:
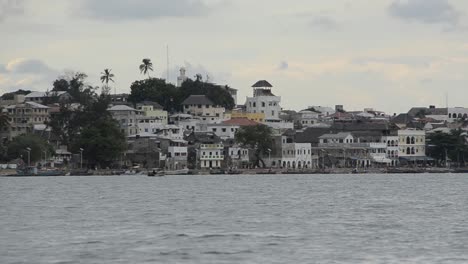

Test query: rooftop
[25,91,67,98]
[222,118,260,126]
[252,80,273,88]
[108,105,138,111]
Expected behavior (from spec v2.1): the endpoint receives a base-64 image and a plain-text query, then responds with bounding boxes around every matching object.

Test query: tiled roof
[181,95,214,105]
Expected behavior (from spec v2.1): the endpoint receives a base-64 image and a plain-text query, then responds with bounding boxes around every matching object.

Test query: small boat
[147,169,165,177]
[14,167,66,177]
[164,168,190,175]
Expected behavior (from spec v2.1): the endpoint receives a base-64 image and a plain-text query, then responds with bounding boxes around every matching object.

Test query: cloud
[388,0,460,27]
[81,0,211,21]
[6,58,56,75]
[308,15,340,31]
[0,58,59,93]
[0,0,24,22]
[278,61,288,71]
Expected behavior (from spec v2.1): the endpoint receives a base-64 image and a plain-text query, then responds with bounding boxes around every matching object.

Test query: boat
[13,167,67,176]
[152,168,190,176]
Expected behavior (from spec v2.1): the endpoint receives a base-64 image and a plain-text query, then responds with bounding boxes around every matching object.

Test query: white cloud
[81,0,212,21]
[0,0,24,22]
[388,0,460,28]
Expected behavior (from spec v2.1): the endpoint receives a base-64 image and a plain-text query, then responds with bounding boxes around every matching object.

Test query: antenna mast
[166,45,170,82]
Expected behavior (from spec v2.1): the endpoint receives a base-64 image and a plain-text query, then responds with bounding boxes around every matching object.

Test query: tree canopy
[235,125,273,168]
[128,77,235,111]
[6,134,55,164]
[427,129,468,166]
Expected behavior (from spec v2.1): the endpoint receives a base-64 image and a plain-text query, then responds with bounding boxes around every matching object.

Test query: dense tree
[72,118,126,168]
[139,58,154,78]
[235,125,273,168]
[427,129,468,166]
[6,134,55,164]
[51,72,97,106]
[128,77,235,111]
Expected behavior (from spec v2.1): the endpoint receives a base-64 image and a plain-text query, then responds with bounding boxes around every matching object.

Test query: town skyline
[2,0,468,113]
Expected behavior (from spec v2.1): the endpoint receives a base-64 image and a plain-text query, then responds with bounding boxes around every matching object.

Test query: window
[272,111,275,116]
[253,102,256,107]
[198,105,202,108]
[262,102,266,107]
[222,128,227,132]
[212,128,217,132]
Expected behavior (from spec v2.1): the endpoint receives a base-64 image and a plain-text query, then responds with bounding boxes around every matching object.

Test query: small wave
[203,250,254,255]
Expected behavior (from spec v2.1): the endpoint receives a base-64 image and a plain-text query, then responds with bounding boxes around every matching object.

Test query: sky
[1,0,468,114]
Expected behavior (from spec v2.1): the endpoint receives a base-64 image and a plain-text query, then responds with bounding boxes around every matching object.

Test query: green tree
[1,89,31,100]
[128,78,178,111]
[100,68,115,95]
[139,58,153,78]
[72,118,126,168]
[6,134,55,164]
[235,125,273,168]
[427,129,468,166]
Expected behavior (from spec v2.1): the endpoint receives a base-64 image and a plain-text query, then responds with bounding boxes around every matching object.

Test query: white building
[167,139,188,170]
[200,143,224,169]
[245,80,281,122]
[297,110,320,127]
[280,143,313,169]
[137,116,165,133]
[181,95,225,123]
[227,147,250,168]
[177,67,188,87]
[448,107,468,122]
[398,129,426,157]
[382,136,400,166]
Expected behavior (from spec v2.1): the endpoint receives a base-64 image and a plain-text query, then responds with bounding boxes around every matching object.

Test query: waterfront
[1,174,468,263]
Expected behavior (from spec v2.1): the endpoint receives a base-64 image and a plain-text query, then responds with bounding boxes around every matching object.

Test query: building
[245,80,281,122]
[398,129,426,163]
[136,101,168,125]
[230,111,265,123]
[108,105,142,136]
[181,95,225,123]
[25,91,70,104]
[177,67,188,87]
[3,101,50,140]
[200,143,224,169]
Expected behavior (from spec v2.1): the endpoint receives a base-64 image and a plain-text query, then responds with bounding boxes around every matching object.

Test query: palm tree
[139,58,154,78]
[100,69,115,95]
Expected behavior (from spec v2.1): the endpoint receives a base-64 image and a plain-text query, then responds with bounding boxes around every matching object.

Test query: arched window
[406,137,411,144]
[411,147,415,155]
[458,113,462,119]
[411,137,415,144]
[449,113,452,118]
[407,147,411,155]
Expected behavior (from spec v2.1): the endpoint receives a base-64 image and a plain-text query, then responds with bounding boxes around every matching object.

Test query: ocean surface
[1,174,468,264]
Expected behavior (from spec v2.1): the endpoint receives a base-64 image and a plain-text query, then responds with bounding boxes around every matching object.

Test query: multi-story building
[136,101,168,125]
[108,105,142,136]
[181,95,225,123]
[200,143,224,169]
[245,80,281,122]
[3,101,50,140]
[398,129,426,159]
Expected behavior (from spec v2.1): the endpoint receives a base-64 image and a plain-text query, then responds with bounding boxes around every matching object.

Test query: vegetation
[235,125,273,168]
[427,129,468,166]
[6,134,55,164]
[128,77,235,112]
[1,89,31,100]
[139,58,153,78]
[100,68,115,95]
[46,73,126,168]
[72,118,126,168]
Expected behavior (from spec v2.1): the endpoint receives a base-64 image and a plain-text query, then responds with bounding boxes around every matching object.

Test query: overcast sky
[1,0,468,113]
